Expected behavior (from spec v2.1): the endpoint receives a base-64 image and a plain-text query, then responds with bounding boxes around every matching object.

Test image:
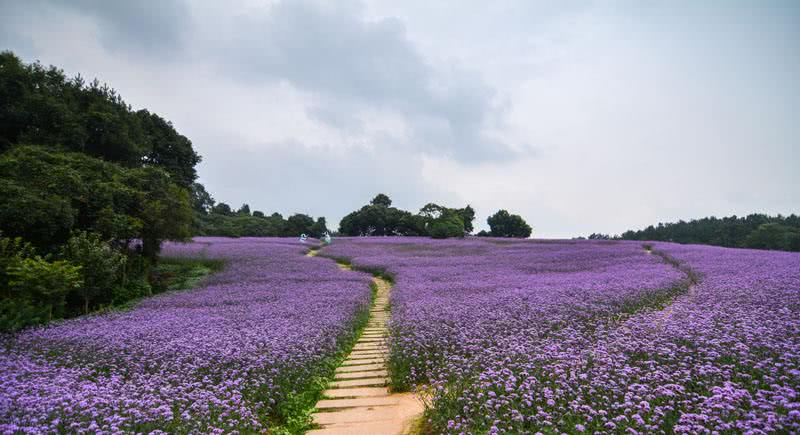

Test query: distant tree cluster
[338,194,532,239]
[337,194,475,238]
[190,184,328,238]
[603,214,800,252]
[476,210,533,238]
[0,52,199,330]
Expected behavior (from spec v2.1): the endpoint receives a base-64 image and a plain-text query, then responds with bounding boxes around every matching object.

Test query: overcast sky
[2,0,798,237]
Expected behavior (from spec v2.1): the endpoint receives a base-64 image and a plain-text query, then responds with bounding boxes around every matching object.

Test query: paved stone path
[306,267,423,434]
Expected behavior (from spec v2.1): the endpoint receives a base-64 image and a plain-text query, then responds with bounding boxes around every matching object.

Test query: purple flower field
[1,238,372,433]
[322,237,800,433]
[2,236,798,434]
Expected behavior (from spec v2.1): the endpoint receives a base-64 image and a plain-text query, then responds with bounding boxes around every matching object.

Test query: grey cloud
[0,0,41,53]
[0,0,190,59]
[3,0,796,236]
[61,0,189,58]
[306,103,364,133]
[216,0,514,162]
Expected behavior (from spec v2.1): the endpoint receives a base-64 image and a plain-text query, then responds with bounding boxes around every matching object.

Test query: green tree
[0,145,138,249]
[61,232,126,313]
[459,205,476,234]
[211,202,234,216]
[0,145,193,260]
[137,109,200,187]
[429,215,465,239]
[419,203,475,236]
[190,182,215,214]
[125,167,192,261]
[8,256,82,323]
[370,193,392,207]
[339,195,474,237]
[397,214,427,236]
[487,210,532,238]
[286,213,315,236]
[310,217,328,238]
[616,213,800,251]
[237,204,251,216]
[0,51,202,177]
[0,235,36,296]
[744,223,796,251]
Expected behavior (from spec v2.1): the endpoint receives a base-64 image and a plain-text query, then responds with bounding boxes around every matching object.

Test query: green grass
[151,256,226,292]
[104,256,226,314]
[317,253,396,284]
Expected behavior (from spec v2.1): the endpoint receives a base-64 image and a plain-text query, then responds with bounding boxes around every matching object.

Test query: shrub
[61,232,127,313]
[6,257,82,327]
[111,279,152,305]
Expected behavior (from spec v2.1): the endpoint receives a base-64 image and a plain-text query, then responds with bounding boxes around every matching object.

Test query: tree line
[0,52,211,330]
[192,192,534,239]
[337,194,532,238]
[585,214,800,252]
[190,184,329,238]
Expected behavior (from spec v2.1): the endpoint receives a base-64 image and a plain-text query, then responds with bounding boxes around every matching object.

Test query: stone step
[357,338,384,343]
[312,406,398,425]
[336,363,385,373]
[323,387,390,398]
[316,396,399,410]
[349,350,386,357]
[341,358,384,367]
[329,377,389,388]
[353,343,386,350]
[354,340,386,345]
[349,347,389,357]
[335,369,388,380]
[351,348,387,355]
[306,421,405,435]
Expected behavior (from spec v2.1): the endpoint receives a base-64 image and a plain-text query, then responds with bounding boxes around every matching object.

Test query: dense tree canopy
[190,192,329,238]
[338,194,474,238]
[0,51,199,186]
[0,52,201,330]
[0,145,191,258]
[370,193,392,207]
[618,214,800,252]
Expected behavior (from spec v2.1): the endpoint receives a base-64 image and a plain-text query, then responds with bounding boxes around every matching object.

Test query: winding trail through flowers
[306,248,423,435]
